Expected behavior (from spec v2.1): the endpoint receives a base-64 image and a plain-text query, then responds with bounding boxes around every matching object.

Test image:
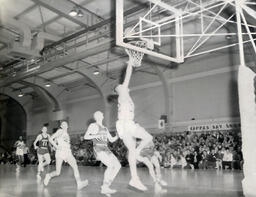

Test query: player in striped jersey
[84,111,121,195]
[33,125,51,179]
[136,140,167,193]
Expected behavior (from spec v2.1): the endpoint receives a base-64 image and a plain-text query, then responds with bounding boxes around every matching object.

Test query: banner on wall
[158,119,165,129]
[188,122,241,132]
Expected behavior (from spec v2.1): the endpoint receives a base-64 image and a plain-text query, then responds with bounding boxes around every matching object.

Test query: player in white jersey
[14,136,25,169]
[43,121,88,190]
[84,111,121,195]
[115,59,153,191]
[33,125,51,179]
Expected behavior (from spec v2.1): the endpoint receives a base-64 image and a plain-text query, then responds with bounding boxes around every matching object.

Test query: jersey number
[42,141,48,146]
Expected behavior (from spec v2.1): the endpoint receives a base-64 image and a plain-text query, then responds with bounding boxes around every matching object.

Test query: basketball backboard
[116,0,256,64]
[116,0,184,63]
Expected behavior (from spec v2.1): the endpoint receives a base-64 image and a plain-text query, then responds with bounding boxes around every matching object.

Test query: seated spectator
[206,149,216,169]
[232,150,242,170]
[199,150,207,169]
[222,148,233,170]
[215,149,223,170]
[193,151,201,169]
[163,152,172,168]
[184,150,194,169]
[172,153,186,169]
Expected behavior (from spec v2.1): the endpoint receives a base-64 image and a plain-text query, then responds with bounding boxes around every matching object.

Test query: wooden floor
[0,165,244,197]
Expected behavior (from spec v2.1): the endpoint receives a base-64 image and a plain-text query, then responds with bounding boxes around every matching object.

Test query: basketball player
[115,59,153,191]
[84,111,121,195]
[33,125,51,179]
[136,140,167,193]
[43,121,88,190]
[14,136,25,169]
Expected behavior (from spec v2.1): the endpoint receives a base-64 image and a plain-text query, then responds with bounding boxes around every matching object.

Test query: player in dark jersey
[136,140,167,193]
[33,126,51,179]
[84,111,121,195]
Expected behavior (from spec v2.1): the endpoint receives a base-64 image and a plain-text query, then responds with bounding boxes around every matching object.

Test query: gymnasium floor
[0,165,244,197]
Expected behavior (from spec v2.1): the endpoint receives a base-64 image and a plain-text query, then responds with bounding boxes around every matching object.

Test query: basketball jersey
[92,124,108,147]
[38,134,49,149]
[92,124,112,159]
[118,95,135,120]
[16,140,24,150]
[56,130,71,149]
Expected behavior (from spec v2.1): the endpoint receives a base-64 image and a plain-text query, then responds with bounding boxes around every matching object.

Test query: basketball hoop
[125,40,147,67]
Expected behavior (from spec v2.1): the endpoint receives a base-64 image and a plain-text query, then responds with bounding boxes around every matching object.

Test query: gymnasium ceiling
[0,0,160,98]
[0,0,255,99]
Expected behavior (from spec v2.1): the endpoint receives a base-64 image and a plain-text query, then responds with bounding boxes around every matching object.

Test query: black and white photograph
[0,0,255,196]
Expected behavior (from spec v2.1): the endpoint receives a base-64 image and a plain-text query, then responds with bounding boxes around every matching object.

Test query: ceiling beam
[35,15,61,30]
[14,4,38,20]
[0,39,114,88]
[46,70,76,81]
[31,0,103,28]
[42,3,147,52]
[34,0,101,31]
[31,0,87,27]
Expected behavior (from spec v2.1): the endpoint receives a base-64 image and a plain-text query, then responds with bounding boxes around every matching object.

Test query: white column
[236,0,256,194]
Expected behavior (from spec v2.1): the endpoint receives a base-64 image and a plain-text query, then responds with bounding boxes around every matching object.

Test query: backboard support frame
[116,0,256,64]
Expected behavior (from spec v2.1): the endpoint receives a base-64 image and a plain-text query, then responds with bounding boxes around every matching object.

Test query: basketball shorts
[140,145,155,159]
[93,145,112,160]
[16,149,24,156]
[56,148,73,162]
[37,148,49,155]
[116,119,143,139]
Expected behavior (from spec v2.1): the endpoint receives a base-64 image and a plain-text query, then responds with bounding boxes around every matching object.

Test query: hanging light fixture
[45,82,51,87]
[69,7,78,16]
[225,35,232,40]
[93,70,100,75]
[18,90,24,97]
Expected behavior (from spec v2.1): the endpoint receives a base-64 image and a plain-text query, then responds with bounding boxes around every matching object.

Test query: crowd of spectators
[0,130,243,171]
[154,130,243,170]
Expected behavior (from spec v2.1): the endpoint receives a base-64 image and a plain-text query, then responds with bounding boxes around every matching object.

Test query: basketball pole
[235,0,245,67]
[236,0,256,196]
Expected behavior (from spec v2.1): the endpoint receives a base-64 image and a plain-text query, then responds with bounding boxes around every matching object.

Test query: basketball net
[125,40,147,67]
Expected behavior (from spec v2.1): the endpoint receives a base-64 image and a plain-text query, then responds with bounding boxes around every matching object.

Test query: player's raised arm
[122,60,133,88]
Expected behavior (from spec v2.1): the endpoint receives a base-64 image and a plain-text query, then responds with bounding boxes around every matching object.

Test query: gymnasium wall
[170,48,238,121]
[12,29,256,139]
[24,51,241,137]
[64,96,104,133]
